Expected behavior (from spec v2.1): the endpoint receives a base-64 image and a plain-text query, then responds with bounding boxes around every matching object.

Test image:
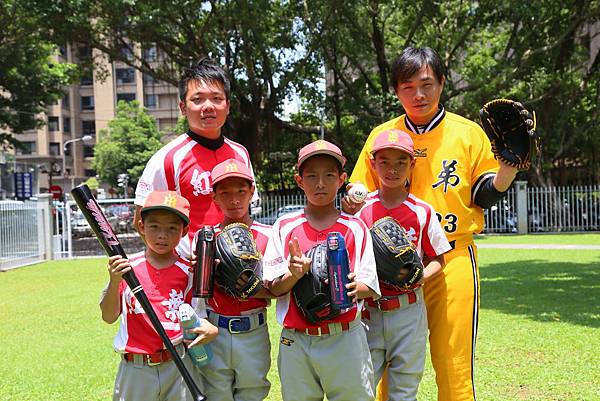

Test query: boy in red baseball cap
[193,158,273,400]
[263,140,381,401]
[355,129,451,400]
[100,190,217,401]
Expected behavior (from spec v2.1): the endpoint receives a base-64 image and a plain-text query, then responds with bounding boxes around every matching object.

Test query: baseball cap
[297,140,346,170]
[211,158,254,188]
[141,190,190,226]
[370,129,415,158]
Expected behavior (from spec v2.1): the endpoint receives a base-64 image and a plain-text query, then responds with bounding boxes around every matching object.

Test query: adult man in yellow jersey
[348,47,519,401]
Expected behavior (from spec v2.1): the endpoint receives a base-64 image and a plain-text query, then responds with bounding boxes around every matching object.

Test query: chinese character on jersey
[432,160,460,192]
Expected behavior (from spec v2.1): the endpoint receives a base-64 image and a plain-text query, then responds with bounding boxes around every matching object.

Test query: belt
[207,310,266,334]
[294,318,360,336]
[123,343,185,366]
[365,289,421,312]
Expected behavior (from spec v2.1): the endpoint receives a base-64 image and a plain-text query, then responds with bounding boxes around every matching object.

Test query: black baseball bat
[71,184,206,401]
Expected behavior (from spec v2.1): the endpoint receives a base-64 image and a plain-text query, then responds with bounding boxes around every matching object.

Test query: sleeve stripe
[163,135,193,191]
[472,173,496,200]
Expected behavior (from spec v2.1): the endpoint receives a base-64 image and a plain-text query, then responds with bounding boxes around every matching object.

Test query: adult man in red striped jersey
[134,59,258,259]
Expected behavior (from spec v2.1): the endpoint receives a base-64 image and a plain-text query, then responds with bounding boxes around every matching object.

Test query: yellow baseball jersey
[350,112,499,246]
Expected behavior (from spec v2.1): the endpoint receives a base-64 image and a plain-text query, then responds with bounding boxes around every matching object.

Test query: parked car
[105,204,135,233]
[256,204,304,225]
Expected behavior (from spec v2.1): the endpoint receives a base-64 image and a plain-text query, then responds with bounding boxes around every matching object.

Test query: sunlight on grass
[1,241,599,400]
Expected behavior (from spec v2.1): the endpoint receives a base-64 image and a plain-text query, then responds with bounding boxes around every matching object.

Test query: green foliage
[92,101,163,188]
[0,0,78,147]
[27,0,600,185]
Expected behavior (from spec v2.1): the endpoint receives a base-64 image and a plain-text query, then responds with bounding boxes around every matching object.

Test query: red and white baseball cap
[211,158,254,188]
[142,190,190,226]
[370,129,415,158]
[297,139,346,169]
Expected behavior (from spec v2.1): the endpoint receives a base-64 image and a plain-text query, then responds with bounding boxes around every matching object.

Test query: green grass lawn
[1,240,599,400]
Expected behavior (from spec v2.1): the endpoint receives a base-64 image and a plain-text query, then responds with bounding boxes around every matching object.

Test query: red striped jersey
[112,252,193,354]
[206,221,272,315]
[135,133,257,258]
[357,191,451,296]
[263,210,380,330]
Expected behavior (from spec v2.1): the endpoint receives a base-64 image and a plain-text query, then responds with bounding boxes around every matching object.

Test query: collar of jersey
[187,130,225,150]
[404,104,446,135]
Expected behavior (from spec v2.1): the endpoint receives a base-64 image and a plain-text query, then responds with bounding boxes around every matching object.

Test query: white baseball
[348,183,368,203]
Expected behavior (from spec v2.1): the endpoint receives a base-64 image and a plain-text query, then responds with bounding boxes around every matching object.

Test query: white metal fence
[2,184,599,269]
[0,195,52,271]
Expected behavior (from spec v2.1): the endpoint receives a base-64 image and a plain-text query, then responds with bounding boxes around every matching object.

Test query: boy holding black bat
[192,158,273,401]
[262,140,380,401]
[100,190,217,401]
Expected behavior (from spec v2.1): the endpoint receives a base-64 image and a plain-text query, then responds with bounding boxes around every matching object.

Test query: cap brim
[371,144,414,158]
[212,172,254,187]
[298,150,347,169]
[141,205,190,225]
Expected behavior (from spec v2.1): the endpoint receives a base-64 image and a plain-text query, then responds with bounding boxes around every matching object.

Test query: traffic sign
[14,172,33,200]
[49,185,63,200]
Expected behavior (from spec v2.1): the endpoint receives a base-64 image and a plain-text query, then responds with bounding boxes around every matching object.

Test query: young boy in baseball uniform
[263,140,381,401]
[100,190,217,401]
[356,129,451,400]
[194,158,273,401]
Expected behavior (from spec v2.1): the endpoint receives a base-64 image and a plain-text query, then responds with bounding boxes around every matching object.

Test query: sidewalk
[476,244,600,250]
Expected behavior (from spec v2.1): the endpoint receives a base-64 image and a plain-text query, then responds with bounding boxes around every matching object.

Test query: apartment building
[2,43,180,198]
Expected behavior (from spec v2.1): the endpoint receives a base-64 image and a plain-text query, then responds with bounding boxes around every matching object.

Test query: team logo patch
[414,148,427,158]
[225,162,239,172]
[432,160,460,192]
[387,131,399,143]
[314,140,327,150]
[280,337,294,346]
[163,194,178,208]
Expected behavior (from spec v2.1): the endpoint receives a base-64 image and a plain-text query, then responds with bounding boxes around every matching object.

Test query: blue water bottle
[326,232,353,309]
[178,303,213,367]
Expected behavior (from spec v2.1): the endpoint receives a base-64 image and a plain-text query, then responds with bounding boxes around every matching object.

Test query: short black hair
[391,47,446,90]
[298,155,343,177]
[179,58,231,101]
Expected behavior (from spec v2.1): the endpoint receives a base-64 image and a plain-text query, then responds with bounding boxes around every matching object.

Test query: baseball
[348,183,368,203]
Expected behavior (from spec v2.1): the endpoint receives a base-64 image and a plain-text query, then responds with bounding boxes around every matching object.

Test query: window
[143,73,156,85]
[82,120,96,136]
[49,143,61,156]
[84,168,97,177]
[48,116,60,132]
[64,117,71,133]
[117,93,136,103]
[83,145,95,158]
[62,93,70,110]
[143,46,157,62]
[16,142,36,155]
[78,45,92,60]
[80,72,93,86]
[144,94,158,108]
[116,68,135,85]
[121,46,134,61]
[81,96,94,110]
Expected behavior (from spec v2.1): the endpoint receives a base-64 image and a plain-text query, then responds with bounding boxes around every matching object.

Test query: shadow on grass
[479,258,600,328]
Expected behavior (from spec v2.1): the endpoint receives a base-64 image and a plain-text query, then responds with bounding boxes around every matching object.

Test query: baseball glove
[479,98,540,170]
[370,216,424,290]
[293,243,340,323]
[214,222,263,300]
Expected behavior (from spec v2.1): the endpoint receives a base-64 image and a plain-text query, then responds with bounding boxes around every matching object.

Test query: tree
[92,101,163,189]
[32,0,600,185]
[0,0,77,147]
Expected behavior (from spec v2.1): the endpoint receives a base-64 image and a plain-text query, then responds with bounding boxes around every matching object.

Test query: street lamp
[63,135,93,190]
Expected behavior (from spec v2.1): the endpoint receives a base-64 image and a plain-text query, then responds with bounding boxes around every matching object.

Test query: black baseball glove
[293,243,340,323]
[214,222,263,300]
[370,217,424,290]
[479,98,540,170]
